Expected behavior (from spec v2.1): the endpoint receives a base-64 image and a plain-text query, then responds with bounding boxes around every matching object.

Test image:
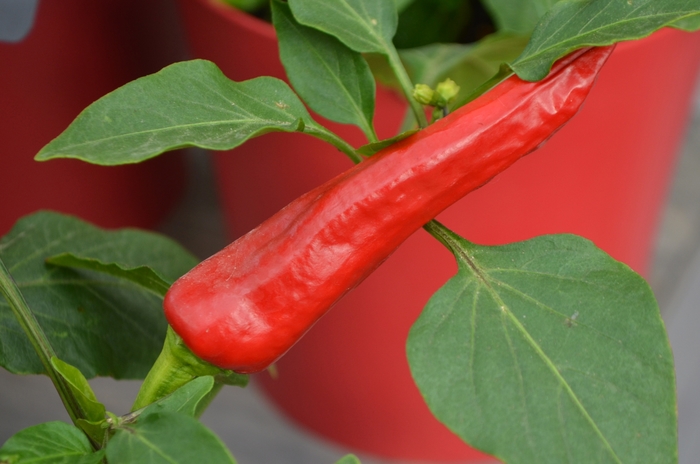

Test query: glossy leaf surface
[106,411,236,464]
[0,422,104,464]
[0,212,197,378]
[512,0,700,81]
[272,0,377,141]
[35,60,338,166]
[408,224,676,463]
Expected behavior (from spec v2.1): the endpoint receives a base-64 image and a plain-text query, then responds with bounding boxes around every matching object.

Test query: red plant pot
[177,0,700,460]
[0,0,188,235]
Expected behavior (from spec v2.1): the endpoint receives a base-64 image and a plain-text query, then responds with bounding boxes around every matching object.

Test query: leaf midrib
[444,234,623,462]
[40,117,299,155]
[471,263,622,462]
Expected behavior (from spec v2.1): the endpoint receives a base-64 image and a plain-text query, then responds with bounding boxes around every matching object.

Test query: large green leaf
[481,0,558,34]
[0,211,198,378]
[408,223,676,463]
[272,0,377,142]
[35,60,347,166]
[511,0,700,81]
[288,0,398,55]
[106,411,236,464]
[0,422,105,464]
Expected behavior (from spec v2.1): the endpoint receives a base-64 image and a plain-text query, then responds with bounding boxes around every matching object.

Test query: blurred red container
[177,0,700,460]
[0,0,188,234]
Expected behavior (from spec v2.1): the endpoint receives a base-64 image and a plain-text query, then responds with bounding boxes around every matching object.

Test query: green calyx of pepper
[131,326,248,413]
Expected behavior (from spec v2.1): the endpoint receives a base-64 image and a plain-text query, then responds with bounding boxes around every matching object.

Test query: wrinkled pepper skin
[164,46,614,373]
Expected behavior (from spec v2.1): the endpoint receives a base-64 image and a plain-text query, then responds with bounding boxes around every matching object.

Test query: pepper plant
[2,0,699,463]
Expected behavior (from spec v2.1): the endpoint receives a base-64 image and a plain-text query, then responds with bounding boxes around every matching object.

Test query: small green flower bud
[413,84,437,106]
[435,78,460,105]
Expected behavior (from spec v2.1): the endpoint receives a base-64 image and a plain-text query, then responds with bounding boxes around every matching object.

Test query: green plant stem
[305,126,363,163]
[386,47,428,129]
[0,258,92,441]
[422,220,461,252]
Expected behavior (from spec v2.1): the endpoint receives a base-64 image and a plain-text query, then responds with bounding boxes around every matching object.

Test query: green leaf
[409,223,676,463]
[51,356,109,445]
[141,376,217,418]
[481,0,558,34]
[75,419,108,450]
[46,253,171,298]
[0,211,198,379]
[51,357,106,423]
[511,0,700,81]
[272,0,378,142]
[335,454,362,464]
[106,411,236,464]
[355,129,418,156]
[0,422,105,464]
[35,60,348,166]
[288,0,398,55]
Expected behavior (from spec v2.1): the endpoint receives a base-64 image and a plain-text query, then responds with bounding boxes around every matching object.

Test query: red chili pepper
[164,46,614,373]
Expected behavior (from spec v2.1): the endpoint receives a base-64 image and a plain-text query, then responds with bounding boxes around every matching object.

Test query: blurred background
[2,0,700,462]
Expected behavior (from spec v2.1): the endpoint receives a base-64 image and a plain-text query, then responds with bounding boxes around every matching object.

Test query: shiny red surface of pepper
[164,46,614,373]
